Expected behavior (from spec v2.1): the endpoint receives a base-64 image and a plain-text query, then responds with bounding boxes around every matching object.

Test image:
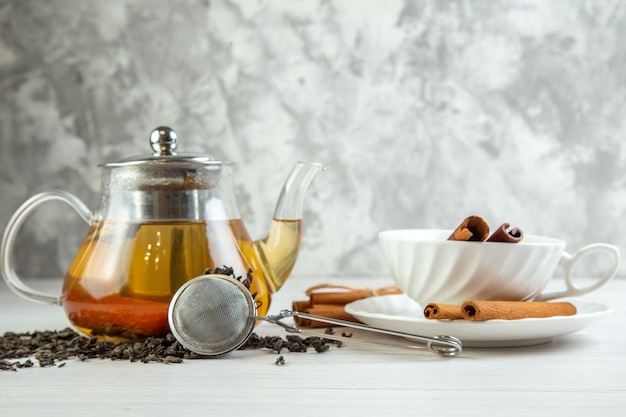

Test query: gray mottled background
[1,0,625,281]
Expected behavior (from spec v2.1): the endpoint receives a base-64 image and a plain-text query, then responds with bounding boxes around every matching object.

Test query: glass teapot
[1,127,323,341]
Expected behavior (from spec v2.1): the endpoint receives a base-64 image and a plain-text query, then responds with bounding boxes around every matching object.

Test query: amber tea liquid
[62,218,301,341]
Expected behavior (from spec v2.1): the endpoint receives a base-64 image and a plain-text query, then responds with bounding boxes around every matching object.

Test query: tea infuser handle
[535,243,620,301]
[1,190,92,305]
[273,310,462,357]
[260,310,301,333]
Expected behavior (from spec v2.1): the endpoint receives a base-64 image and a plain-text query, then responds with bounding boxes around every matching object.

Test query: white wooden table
[1,276,625,417]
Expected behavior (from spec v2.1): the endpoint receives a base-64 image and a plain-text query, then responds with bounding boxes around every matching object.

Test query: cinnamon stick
[310,290,374,305]
[291,303,360,328]
[423,303,464,320]
[486,223,524,243]
[309,288,401,305]
[292,300,312,312]
[448,215,490,241]
[461,300,577,321]
[293,284,401,328]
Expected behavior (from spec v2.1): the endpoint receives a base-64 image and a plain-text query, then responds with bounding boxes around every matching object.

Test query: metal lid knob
[150,126,179,156]
[104,126,219,166]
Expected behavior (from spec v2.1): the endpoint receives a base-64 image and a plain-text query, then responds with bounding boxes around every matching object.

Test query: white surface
[346,294,611,347]
[1,276,626,417]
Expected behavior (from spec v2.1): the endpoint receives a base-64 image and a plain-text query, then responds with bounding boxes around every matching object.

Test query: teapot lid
[102,126,221,167]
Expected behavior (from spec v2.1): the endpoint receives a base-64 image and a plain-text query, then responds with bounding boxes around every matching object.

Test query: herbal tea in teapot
[62,218,300,340]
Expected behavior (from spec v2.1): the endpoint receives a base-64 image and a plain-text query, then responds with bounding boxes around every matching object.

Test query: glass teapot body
[62,164,292,341]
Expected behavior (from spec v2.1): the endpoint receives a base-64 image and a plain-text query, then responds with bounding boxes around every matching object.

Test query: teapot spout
[274,161,325,221]
[255,162,324,294]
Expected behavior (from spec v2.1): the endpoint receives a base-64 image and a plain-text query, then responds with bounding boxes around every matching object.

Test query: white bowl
[378,229,619,305]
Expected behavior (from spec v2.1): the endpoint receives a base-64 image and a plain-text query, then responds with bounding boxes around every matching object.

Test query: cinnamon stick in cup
[461,300,577,321]
[487,223,524,243]
[424,303,464,320]
[448,216,490,242]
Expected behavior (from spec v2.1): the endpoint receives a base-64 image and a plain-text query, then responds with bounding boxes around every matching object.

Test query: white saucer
[345,294,611,348]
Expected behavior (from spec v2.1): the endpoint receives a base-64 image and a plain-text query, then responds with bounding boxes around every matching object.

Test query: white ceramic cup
[379,229,620,305]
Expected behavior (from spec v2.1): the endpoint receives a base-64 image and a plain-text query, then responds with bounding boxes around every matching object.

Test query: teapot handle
[1,190,92,306]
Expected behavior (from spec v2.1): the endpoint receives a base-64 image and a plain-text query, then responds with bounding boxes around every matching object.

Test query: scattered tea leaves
[0,328,341,371]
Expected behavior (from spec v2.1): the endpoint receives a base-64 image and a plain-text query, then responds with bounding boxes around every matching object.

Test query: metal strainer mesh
[168,275,256,356]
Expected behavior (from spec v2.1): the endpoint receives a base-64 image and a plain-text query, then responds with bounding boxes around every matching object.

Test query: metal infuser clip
[168,274,463,358]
